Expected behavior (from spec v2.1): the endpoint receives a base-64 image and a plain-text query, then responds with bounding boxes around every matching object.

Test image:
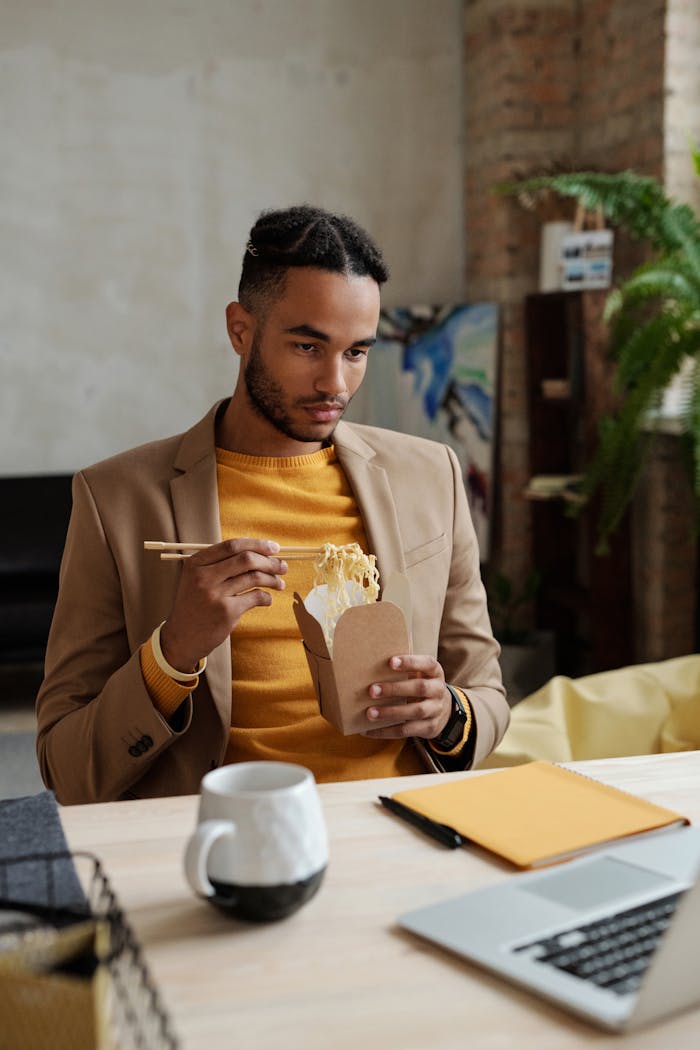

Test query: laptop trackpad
[523,857,674,912]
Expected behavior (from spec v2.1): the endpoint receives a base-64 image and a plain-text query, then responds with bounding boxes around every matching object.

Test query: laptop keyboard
[513,892,683,997]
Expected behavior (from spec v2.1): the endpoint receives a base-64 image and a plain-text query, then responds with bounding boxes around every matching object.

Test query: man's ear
[225,302,255,358]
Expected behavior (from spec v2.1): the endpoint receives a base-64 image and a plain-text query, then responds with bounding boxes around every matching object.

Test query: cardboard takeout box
[293,573,412,735]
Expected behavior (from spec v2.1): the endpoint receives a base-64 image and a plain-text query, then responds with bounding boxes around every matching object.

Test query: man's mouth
[299,399,347,423]
[302,403,345,422]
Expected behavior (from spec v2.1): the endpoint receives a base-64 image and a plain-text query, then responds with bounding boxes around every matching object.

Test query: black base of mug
[210,865,327,922]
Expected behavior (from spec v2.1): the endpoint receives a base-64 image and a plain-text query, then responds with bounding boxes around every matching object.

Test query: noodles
[312,543,379,653]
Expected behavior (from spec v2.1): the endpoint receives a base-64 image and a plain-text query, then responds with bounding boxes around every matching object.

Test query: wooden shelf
[525,291,634,675]
[524,474,583,501]
[540,378,572,399]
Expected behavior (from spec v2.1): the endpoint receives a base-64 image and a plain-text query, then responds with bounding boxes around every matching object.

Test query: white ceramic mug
[184,761,328,922]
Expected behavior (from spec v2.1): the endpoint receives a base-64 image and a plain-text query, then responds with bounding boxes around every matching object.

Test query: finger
[386,654,441,676]
[230,588,275,615]
[230,568,287,594]
[190,537,282,567]
[187,547,288,585]
[366,697,436,725]
[368,676,437,703]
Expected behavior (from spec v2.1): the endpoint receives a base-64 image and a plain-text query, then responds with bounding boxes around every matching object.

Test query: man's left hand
[361,655,452,740]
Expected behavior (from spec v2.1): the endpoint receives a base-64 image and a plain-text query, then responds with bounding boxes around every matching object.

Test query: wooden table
[61,752,700,1050]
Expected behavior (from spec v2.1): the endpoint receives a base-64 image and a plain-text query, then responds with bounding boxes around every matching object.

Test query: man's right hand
[159,538,287,673]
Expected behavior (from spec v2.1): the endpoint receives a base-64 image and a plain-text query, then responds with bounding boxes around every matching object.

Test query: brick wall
[634,0,700,661]
[632,434,696,660]
[464,1,578,606]
[578,0,666,176]
[464,0,699,662]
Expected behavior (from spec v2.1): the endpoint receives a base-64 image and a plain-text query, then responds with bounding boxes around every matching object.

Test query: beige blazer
[36,402,508,803]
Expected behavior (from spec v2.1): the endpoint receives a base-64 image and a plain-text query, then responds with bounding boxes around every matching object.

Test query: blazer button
[141,734,153,749]
[128,745,140,757]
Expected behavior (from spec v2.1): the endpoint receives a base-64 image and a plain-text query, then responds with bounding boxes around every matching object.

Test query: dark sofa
[0,475,73,663]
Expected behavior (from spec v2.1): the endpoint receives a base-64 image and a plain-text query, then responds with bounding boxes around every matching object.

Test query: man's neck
[215,396,324,458]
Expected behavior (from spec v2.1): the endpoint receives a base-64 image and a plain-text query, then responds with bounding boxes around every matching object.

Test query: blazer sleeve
[35,471,193,805]
[437,446,509,767]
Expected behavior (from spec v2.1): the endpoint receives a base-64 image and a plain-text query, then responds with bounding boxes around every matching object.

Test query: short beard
[244,332,347,444]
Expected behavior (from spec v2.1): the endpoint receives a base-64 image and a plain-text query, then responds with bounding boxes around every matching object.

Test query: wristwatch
[432,685,468,752]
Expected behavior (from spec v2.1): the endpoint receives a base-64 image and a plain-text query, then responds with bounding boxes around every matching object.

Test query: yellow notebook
[392,761,689,869]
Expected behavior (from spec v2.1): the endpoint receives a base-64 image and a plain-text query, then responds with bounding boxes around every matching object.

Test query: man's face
[241,267,380,447]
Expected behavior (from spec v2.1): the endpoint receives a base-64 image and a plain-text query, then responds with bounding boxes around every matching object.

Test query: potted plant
[500,150,700,552]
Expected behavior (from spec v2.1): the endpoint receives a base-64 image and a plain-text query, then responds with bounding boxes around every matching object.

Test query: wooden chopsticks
[144,540,322,561]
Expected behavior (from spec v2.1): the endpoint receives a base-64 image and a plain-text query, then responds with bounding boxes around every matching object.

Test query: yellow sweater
[142,445,423,782]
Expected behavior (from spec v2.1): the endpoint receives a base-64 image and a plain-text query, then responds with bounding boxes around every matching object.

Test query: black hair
[238,204,389,315]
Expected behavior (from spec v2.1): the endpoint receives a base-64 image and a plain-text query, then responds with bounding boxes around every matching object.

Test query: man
[36,205,508,804]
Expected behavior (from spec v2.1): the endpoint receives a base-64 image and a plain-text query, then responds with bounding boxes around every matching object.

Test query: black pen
[378,795,464,849]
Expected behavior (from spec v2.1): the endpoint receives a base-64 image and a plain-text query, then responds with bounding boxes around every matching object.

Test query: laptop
[398,825,700,1032]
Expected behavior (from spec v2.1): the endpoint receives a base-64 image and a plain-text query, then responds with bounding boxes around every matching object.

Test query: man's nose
[314,356,347,397]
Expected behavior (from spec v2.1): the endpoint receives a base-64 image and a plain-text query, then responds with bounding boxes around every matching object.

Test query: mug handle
[184,819,236,897]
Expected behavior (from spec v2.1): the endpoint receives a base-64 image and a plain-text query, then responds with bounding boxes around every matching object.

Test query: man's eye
[296,342,316,352]
[346,347,368,360]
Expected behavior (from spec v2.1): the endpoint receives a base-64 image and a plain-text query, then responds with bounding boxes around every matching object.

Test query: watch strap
[430,684,472,755]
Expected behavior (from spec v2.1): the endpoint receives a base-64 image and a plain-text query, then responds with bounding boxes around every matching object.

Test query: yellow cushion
[478,655,700,768]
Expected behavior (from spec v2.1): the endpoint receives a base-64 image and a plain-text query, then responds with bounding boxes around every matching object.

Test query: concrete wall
[666,0,700,208]
[0,0,463,475]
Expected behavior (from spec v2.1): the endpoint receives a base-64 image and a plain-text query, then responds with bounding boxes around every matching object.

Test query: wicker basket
[0,851,179,1050]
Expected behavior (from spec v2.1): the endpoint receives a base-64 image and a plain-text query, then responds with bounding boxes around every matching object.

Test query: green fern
[500,161,700,551]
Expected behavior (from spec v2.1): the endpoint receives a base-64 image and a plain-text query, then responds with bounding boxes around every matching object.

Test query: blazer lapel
[333,422,406,587]
[170,403,232,734]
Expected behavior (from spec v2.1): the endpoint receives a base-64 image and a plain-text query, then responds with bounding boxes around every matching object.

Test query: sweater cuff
[140,636,198,720]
